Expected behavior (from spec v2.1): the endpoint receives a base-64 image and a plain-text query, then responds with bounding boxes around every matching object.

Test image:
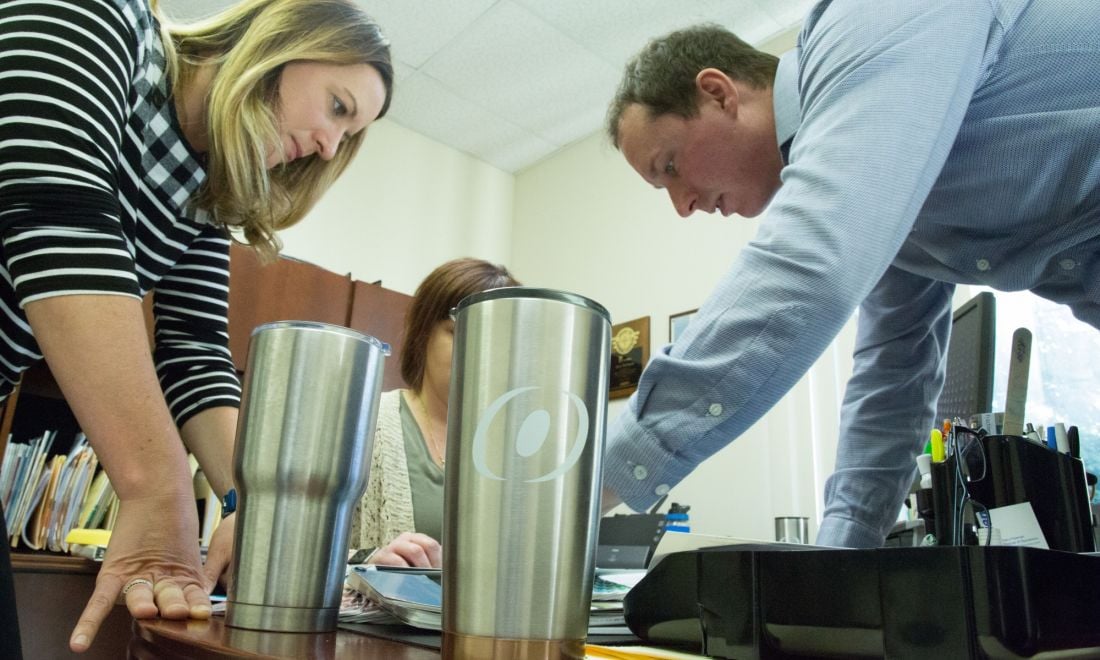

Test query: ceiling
[161,0,812,173]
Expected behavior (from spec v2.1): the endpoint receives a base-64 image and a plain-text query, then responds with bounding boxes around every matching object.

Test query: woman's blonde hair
[155,0,393,259]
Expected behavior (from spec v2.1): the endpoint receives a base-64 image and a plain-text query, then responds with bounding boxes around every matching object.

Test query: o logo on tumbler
[471,386,589,482]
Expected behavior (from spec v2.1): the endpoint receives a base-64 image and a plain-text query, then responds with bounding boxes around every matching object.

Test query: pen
[1067,425,1081,459]
[1054,422,1070,454]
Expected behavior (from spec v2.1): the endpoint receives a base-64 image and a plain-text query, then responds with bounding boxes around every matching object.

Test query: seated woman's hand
[367,532,441,568]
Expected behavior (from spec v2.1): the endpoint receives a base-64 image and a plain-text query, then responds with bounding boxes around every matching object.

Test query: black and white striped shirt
[0,0,240,426]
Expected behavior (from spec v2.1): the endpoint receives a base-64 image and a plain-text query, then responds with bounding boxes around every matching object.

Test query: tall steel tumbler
[226,321,388,633]
[442,288,611,659]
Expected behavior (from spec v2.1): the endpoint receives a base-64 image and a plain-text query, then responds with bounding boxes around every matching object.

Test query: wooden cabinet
[11,554,132,660]
[227,244,410,388]
[348,279,411,392]
[226,245,355,373]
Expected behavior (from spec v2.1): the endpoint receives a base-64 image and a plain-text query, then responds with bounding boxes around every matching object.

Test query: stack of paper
[210,588,395,624]
[42,435,98,552]
[76,470,116,531]
[1,431,57,547]
[1,432,120,552]
[589,569,646,630]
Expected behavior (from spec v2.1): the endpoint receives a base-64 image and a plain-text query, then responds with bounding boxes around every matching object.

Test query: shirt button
[655,484,670,496]
[1060,258,1076,271]
[976,258,991,272]
[708,403,723,416]
[633,465,648,480]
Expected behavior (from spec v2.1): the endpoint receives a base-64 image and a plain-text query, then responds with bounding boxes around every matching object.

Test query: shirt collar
[773,50,800,157]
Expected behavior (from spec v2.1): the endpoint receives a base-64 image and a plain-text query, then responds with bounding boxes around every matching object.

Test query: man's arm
[818,267,954,548]
[603,0,997,511]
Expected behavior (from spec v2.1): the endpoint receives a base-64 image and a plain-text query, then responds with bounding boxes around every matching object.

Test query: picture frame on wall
[669,308,698,343]
[609,316,650,400]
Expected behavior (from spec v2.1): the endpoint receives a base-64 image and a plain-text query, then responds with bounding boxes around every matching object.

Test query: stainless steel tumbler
[226,321,388,633]
[442,288,611,660]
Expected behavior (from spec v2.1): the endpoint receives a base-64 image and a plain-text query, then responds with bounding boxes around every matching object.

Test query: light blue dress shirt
[603,0,1100,548]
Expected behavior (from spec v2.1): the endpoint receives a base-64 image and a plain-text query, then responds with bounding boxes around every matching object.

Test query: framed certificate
[669,308,698,343]
[609,316,649,400]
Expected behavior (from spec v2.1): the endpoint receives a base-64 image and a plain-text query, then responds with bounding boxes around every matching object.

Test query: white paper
[987,502,1050,549]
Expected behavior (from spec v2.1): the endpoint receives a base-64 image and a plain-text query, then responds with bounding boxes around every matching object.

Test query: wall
[279,119,516,295]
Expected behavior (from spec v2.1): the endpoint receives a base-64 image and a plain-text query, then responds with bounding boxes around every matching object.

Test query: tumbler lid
[251,320,391,355]
[452,286,610,322]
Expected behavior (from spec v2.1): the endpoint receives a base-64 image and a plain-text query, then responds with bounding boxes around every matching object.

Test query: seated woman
[353,258,518,567]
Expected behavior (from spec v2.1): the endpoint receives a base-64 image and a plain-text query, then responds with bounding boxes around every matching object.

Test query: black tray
[624,544,1100,658]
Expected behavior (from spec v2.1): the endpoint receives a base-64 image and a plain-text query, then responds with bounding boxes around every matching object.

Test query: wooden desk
[130,618,441,659]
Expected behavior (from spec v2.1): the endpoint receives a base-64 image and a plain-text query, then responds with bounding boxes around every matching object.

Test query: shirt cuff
[816,515,886,548]
[602,407,697,512]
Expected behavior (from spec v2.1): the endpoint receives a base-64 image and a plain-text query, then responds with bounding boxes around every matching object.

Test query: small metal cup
[775,516,810,544]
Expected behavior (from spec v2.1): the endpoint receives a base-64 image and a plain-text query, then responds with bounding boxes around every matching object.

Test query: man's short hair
[606,23,779,148]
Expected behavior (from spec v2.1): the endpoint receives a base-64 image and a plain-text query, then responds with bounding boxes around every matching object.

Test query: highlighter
[930,429,945,462]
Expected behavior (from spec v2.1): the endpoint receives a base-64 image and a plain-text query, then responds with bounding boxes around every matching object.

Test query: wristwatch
[220,488,237,518]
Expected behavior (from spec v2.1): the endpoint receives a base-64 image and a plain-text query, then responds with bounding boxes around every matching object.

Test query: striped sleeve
[0,0,141,304]
[152,226,241,427]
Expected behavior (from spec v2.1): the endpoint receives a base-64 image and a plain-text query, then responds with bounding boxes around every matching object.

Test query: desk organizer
[929,434,1094,552]
[625,544,1100,658]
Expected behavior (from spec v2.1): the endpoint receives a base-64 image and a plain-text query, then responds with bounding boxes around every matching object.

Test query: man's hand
[600,486,623,515]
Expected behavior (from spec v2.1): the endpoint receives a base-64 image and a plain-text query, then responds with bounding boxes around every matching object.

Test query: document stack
[0,432,116,551]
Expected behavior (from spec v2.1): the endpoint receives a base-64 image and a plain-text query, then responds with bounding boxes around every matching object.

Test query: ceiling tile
[481,133,560,173]
[385,71,551,169]
[514,0,783,68]
[420,2,619,142]
[359,0,499,69]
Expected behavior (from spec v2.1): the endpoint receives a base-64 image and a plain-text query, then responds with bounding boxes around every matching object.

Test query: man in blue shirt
[601,0,1100,548]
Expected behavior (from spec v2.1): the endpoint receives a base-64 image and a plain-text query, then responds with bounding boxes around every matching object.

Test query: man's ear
[695,68,739,115]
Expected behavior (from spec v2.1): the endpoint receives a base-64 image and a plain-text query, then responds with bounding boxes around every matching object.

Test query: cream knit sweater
[351,389,417,549]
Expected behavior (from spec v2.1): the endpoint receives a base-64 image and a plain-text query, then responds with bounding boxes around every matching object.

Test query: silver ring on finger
[122,578,154,595]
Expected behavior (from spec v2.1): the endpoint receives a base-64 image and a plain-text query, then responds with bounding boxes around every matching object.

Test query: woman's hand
[202,512,236,592]
[367,532,441,568]
[178,408,240,594]
[70,491,210,652]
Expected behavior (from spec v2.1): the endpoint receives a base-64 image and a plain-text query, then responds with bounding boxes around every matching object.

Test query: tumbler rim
[251,320,391,355]
[452,286,610,322]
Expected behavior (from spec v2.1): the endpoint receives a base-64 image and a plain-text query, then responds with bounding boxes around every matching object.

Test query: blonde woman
[354,258,519,567]
[0,0,392,654]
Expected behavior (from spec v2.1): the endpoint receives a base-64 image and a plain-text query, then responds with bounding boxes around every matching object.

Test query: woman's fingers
[368,532,442,568]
